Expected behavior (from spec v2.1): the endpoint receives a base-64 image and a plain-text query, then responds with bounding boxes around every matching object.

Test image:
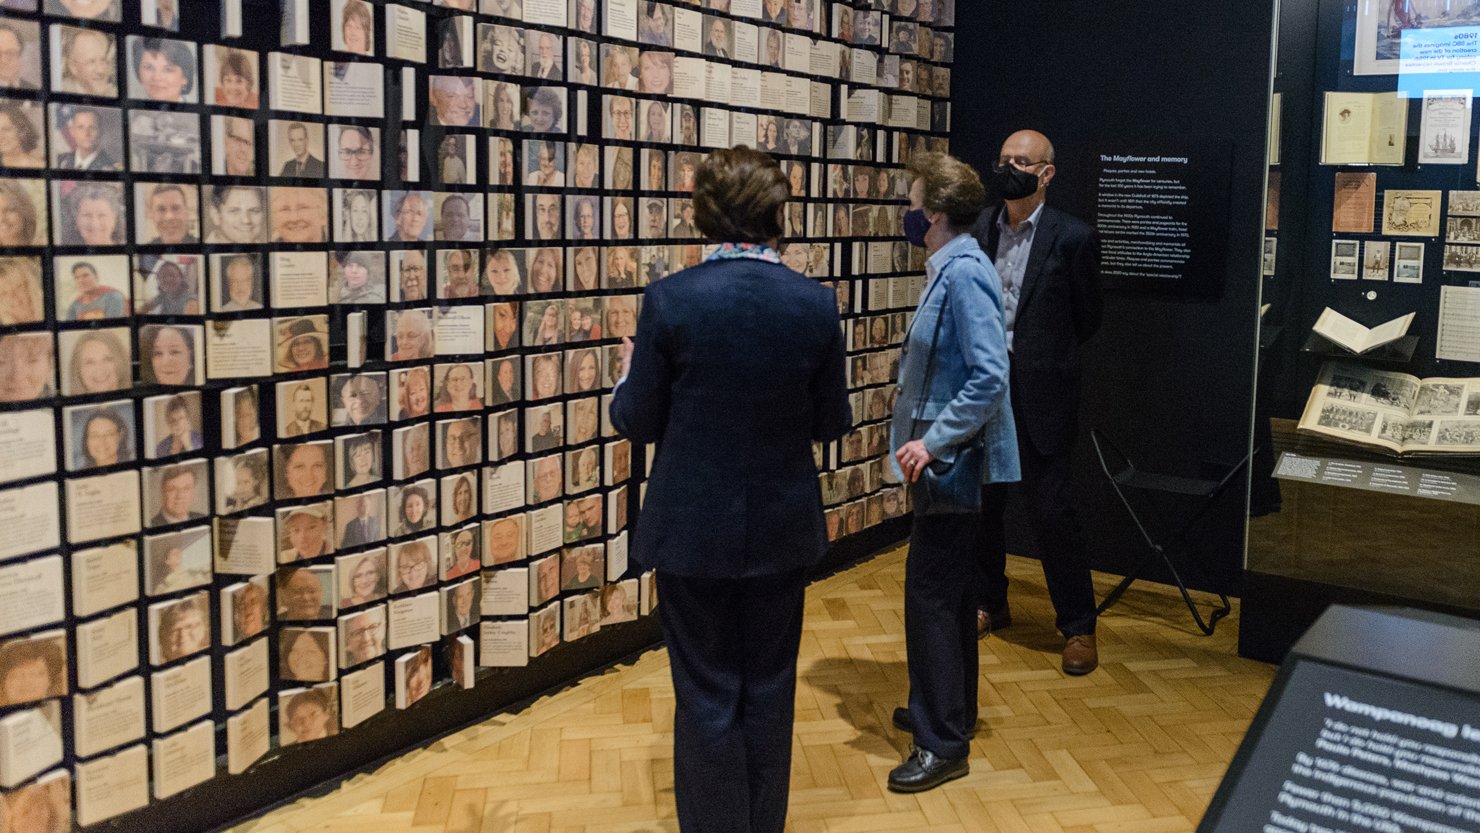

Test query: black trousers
[978,427,1098,637]
[657,568,807,833]
[904,509,980,761]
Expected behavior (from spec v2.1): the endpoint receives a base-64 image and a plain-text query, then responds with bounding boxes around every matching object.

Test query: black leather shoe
[891,707,977,739]
[887,746,969,793]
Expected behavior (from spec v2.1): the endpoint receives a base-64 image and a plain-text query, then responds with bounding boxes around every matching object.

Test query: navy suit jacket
[974,205,1103,456]
[612,257,851,579]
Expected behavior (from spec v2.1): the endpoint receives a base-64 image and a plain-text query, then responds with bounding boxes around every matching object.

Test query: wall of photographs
[0,0,954,826]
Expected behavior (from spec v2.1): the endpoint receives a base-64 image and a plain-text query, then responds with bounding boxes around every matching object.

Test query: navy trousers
[657,568,808,833]
[978,403,1097,637]
[904,510,980,761]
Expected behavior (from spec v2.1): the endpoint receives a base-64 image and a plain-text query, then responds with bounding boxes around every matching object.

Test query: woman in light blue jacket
[887,152,1021,794]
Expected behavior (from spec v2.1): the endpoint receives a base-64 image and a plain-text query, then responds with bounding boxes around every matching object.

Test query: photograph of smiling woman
[126,35,197,103]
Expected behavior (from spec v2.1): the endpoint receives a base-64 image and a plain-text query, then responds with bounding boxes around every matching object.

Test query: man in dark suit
[529,31,563,80]
[151,465,207,527]
[612,147,851,833]
[339,496,379,549]
[283,384,326,437]
[56,109,117,171]
[278,122,325,178]
[973,129,1104,675]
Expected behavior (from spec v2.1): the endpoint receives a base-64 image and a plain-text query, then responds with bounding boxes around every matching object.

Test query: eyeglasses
[992,158,1049,173]
[338,147,374,160]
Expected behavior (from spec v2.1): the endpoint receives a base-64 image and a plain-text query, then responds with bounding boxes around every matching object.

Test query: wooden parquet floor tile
[229,547,1276,833]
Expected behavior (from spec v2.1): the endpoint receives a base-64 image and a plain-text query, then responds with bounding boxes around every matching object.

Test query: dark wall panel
[950,1,1277,593]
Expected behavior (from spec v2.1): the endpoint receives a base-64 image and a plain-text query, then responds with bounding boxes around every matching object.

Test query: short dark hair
[692,146,789,245]
[905,152,986,229]
[132,38,196,95]
[160,464,197,486]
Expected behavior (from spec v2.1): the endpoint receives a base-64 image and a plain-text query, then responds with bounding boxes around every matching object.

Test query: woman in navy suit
[612,146,851,833]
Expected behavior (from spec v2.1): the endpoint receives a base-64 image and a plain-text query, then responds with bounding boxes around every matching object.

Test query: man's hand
[618,336,634,382]
[895,439,933,484]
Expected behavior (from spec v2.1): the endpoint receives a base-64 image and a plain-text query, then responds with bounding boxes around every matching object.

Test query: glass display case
[1245,0,1480,662]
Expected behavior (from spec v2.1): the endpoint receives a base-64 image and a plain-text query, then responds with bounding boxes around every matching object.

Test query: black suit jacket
[974,204,1103,456]
[612,258,851,579]
[340,517,378,549]
[57,149,117,171]
[278,155,326,178]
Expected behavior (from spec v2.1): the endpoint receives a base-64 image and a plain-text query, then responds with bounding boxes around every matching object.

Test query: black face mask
[995,165,1041,201]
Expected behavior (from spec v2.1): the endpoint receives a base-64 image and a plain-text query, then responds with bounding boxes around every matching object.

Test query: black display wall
[949,1,1277,595]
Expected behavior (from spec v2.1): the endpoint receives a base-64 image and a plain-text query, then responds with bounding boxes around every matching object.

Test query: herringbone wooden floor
[230,547,1275,833]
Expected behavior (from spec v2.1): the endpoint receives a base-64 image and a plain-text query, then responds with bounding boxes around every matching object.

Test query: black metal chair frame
[1090,429,1247,636]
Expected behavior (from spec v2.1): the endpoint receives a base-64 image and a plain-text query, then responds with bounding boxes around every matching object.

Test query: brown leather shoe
[1062,635,1098,676]
[976,607,1011,639]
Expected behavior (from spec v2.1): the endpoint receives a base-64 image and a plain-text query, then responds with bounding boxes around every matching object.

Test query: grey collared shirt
[993,203,1043,351]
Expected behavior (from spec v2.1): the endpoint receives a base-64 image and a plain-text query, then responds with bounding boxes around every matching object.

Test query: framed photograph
[279,626,337,682]
[128,110,201,175]
[0,630,67,707]
[216,448,269,514]
[433,192,483,242]
[277,565,336,621]
[525,352,564,402]
[274,315,330,373]
[209,253,264,313]
[429,75,481,126]
[567,397,600,446]
[276,377,328,439]
[125,36,198,103]
[208,114,257,176]
[518,85,564,134]
[335,432,384,491]
[526,29,564,79]
[63,400,135,473]
[1,19,42,92]
[393,646,432,708]
[142,458,209,528]
[391,423,431,481]
[384,191,433,244]
[278,684,339,745]
[483,514,525,565]
[436,525,478,582]
[147,592,209,665]
[526,454,563,504]
[334,489,386,550]
[143,526,211,596]
[438,417,483,470]
[332,0,376,55]
[221,575,270,646]
[338,604,386,666]
[389,536,437,594]
[488,409,521,462]
[46,104,121,175]
[479,24,525,75]
[329,125,381,181]
[0,98,42,170]
[274,441,334,500]
[142,390,203,460]
[277,502,335,562]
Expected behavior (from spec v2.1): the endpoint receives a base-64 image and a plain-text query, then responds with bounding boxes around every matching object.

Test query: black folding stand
[1090,429,1247,635]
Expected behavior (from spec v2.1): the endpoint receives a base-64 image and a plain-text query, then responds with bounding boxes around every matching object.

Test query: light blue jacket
[890,233,1021,485]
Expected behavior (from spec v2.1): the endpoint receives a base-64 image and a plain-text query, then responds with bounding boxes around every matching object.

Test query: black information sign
[1092,143,1233,296]
[1200,608,1480,833]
